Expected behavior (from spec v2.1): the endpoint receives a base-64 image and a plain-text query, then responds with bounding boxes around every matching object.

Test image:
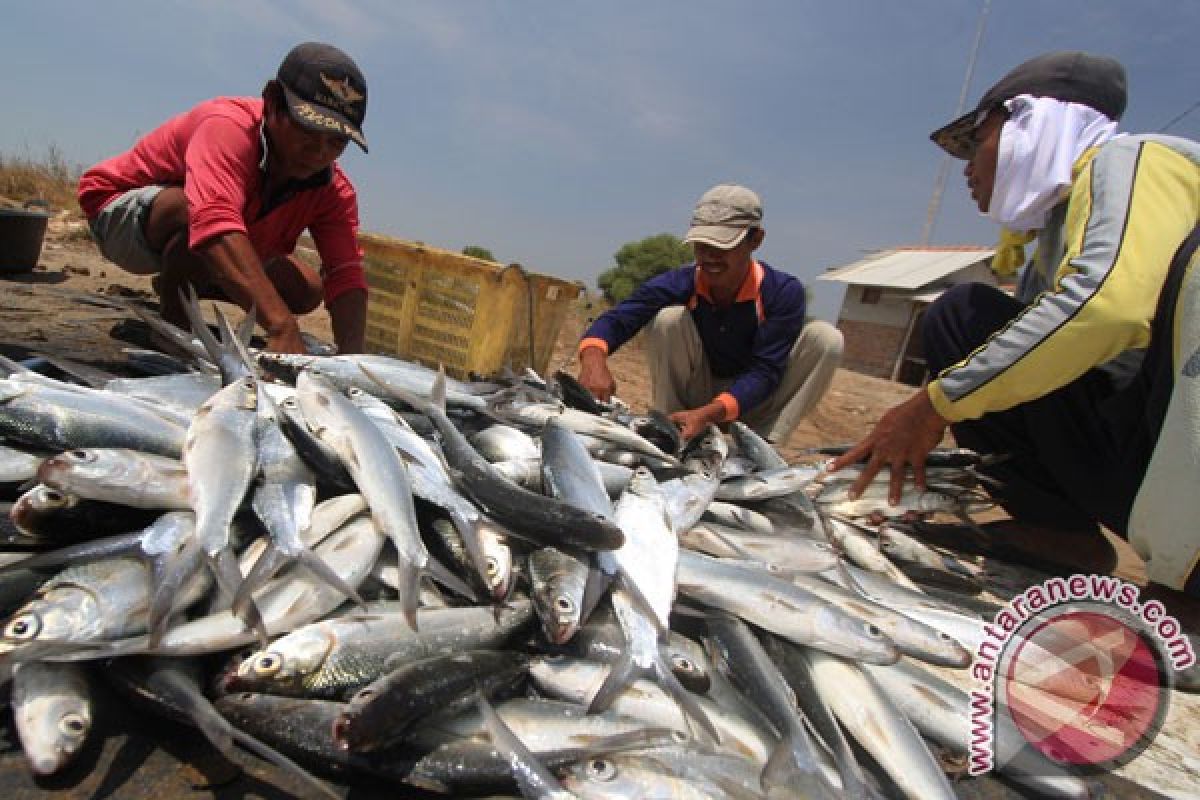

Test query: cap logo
[292,101,350,136]
[320,72,364,108]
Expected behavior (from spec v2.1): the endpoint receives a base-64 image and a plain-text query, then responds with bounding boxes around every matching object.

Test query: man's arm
[577,344,617,402]
[327,287,367,354]
[576,268,694,401]
[930,139,1199,422]
[198,231,307,353]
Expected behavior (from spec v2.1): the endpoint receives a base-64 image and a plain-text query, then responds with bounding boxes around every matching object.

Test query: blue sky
[2,1,1197,321]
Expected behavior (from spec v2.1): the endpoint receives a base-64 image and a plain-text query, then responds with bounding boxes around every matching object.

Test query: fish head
[11,485,79,535]
[0,607,44,653]
[480,536,514,601]
[534,584,583,646]
[666,646,711,694]
[817,606,899,665]
[255,353,310,384]
[16,693,91,775]
[36,448,107,487]
[626,466,660,498]
[230,628,334,693]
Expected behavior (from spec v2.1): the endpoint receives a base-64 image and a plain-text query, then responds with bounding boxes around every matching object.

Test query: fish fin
[427,553,479,603]
[588,648,636,713]
[295,548,366,609]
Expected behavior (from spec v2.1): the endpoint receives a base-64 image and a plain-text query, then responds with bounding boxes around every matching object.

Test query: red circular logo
[1000,608,1168,769]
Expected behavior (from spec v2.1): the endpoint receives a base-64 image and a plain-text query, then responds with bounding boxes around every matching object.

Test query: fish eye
[586,759,616,781]
[282,397,298,409]
[865,623,884,639]
[59,713,88,737]
[4,613,40,640]
[670,730,689,743]
[485,557,499,578]
[41,488,65,504]
[554,596,575,614]
[353,687,374,703]
[67,450,95,463]
[670,654,695,673]
[253,652,283,677]
[347,388,362,397]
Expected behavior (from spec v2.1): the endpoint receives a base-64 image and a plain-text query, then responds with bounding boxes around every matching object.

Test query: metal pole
[921,0,991,245]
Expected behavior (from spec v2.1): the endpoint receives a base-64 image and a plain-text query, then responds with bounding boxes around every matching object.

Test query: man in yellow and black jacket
[834,52,1200,604]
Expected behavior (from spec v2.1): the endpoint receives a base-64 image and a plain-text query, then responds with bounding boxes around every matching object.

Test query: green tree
[597,233,692,303]
[462,245,497,262]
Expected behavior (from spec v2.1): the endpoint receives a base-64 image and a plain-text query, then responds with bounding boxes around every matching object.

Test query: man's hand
[578,347,617,402]
[266,324,308,354]
[669,401,727,441]
[828,389,949,503]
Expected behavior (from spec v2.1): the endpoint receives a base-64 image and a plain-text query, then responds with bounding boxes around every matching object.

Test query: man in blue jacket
[578,184,842,442]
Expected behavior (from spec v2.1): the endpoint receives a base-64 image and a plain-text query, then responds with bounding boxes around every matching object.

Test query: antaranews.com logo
[968,574,1195,776]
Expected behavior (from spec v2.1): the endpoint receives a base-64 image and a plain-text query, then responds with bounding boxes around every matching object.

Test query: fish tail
[232,544,287,620]
[208,550,269,646]
[148,539,203,648]
[395,560,422,632]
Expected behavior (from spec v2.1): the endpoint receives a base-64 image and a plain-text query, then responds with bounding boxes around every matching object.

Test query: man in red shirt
[78,42,369,354]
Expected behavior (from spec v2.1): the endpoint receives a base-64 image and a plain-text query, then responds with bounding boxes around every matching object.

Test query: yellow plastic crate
[359,232,582,380]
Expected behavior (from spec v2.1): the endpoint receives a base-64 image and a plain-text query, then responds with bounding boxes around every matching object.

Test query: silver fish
[37,448,190,509]
[297,369,427,628]
[11,660,91,775]
[675,550,899,665]
[803,649,956,800]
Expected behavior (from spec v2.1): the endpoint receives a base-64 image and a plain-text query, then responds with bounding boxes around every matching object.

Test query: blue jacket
[581,260,806,417]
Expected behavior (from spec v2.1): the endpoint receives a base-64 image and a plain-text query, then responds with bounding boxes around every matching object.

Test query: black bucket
[0,208,51,272]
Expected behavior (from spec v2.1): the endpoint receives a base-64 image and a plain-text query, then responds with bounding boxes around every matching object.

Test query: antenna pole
[921,0,991,245]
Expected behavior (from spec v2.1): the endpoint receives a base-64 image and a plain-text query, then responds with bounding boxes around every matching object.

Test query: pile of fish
[0,299,1111,799]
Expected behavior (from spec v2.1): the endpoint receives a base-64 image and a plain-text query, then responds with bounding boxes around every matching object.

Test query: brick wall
[836,318,906,379]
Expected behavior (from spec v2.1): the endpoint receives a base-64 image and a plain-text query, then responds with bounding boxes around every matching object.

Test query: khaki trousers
[644,306,842,444]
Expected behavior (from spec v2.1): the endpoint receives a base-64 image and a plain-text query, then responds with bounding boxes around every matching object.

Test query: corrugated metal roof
[819,248,994,290]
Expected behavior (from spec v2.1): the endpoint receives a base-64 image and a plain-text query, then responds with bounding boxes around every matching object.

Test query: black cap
[930,51,1127,159]
[276,42,368,152]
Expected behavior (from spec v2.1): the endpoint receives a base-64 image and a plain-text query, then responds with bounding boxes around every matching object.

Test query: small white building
[819,246,998,385]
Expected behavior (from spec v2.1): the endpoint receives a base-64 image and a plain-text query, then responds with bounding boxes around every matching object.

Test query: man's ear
[749,227,766,250]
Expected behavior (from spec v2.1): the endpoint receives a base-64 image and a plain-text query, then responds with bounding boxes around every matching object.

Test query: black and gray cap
[931,51,1127,159]
[276,42,369,152]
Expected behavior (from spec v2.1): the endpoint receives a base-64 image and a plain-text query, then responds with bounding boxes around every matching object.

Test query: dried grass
[0,144,81,213]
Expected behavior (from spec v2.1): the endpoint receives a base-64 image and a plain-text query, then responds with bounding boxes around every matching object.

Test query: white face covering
[987,94,1120,232]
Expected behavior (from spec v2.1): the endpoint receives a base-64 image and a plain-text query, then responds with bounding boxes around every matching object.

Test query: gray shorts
[88,185,164,274]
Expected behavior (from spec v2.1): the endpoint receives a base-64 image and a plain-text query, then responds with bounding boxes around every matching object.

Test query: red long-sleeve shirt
[78,96,366,304]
